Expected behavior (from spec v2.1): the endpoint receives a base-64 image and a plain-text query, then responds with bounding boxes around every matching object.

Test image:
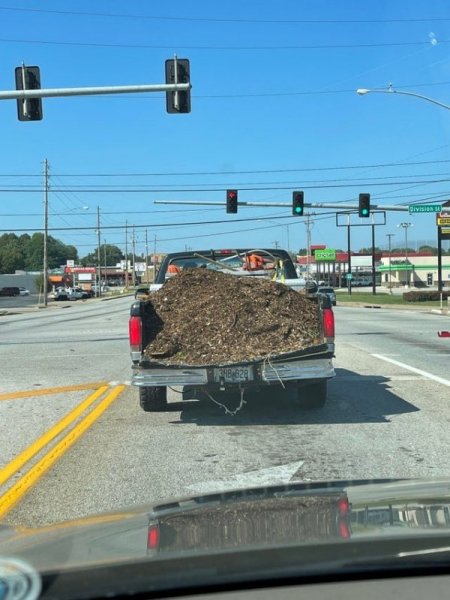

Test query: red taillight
[338,521,351,539]
[338,498,350,516]
[129,316,142,349]
[322,308,335,339]
[147,525,160,549]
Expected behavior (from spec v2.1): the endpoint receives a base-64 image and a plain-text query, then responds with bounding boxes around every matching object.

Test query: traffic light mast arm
[0,82,190,100]
[154,200,412,212]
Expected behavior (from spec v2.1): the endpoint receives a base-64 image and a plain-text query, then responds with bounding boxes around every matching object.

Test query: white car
[19,287,30,296]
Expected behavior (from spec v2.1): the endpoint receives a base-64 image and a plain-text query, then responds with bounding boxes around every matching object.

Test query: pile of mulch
[143,269,322,366]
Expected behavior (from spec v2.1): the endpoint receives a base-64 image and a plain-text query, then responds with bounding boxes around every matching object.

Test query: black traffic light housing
[226,189,238,213]
[165,58,191,113]
[358,193,371,218]
[15,65,43,121]
[292,191,304,216]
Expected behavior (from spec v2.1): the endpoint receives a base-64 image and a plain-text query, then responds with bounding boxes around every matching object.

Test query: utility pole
[104,239,107,287]
[145,229,149,284]
[43,158,49,307]
[347,214,352,295]
[132,225,136,287]
[96,206,101,297]
[153,235,157,283]
[398,222,413,287]
[125,221,128,288]
[386,234,395,294]
[306,214,312,280]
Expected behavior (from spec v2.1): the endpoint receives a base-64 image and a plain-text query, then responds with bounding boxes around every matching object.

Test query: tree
[81,244,124,267]
[34,274,52,294]
[358,246,382,254]
[418,245,438,255]
[0,234,25,273]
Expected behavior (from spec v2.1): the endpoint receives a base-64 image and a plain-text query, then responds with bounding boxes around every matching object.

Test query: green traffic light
[295,207,303,214]
[362,208,369,215]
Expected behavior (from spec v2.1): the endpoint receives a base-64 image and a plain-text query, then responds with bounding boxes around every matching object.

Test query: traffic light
[292,191,304,216]
[15,65,43,121]
[165,58,191,113]
[358,193,371,218]
[226,189,238,214]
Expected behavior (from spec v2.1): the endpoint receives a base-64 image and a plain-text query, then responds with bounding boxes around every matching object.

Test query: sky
[1,0,450,259]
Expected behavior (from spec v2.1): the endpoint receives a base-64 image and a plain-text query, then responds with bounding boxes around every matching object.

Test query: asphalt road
[1,300,450,527]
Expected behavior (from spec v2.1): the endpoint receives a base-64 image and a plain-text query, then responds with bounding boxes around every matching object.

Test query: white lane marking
[372,354,450,388]
[187,461,305,494]
[336,375,425,382]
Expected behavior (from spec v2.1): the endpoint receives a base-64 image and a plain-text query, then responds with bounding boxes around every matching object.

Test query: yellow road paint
[0,385,125,519]
[0,385,109,487]
[0,382,108,402]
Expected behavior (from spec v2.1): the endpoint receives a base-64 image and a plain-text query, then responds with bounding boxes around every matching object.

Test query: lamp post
[386,233,395,293]
[397,223,413,287]
[356,85,450,111]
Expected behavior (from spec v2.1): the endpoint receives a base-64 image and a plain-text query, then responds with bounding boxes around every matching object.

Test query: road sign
[409,204,442,214]
[346,273,353,280]
[315,248,336,261]
[437,215,450,226]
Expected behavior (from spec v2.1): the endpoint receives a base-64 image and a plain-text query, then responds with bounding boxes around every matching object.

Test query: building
[296,249,450,288]
[379,253,450,287]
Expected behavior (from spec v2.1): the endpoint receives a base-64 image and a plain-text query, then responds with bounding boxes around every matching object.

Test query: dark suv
[0,287,20,297]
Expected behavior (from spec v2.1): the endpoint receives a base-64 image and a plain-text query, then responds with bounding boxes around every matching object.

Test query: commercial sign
[65,266,96,273]
[66,259,75,267]
[315,248,336,261]
[409,204,442,214]
[437,215,450,226]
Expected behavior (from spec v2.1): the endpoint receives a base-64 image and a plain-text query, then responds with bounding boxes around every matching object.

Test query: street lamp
[397,223,413,287]
[356,85,450,111]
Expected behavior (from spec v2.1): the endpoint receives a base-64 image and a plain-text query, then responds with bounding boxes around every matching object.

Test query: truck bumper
[132,355,335,387]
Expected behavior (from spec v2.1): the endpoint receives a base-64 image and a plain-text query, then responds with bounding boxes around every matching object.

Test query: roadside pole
[96,206,102,298]
[43,159,49,307]
[347,215,352,296]
[371,221,376,295]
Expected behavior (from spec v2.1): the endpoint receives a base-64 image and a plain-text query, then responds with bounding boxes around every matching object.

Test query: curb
[336,301,449,314]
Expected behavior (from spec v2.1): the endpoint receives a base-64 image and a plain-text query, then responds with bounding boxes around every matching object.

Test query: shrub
[403,290,450,302]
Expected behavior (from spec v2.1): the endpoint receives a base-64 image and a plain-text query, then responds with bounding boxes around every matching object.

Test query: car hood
[2,478,450,576]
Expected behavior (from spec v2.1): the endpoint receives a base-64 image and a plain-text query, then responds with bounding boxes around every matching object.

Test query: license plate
[213,366,254,383]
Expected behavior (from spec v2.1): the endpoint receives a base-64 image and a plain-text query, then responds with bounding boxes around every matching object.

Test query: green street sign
[315,248,336,261]
[409,204,442,214]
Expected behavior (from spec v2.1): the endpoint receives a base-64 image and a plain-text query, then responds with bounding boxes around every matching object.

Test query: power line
[1,6,449,24]
[0,36,447,51]
[2,157,450,178]
[2,177,450,192]
[0,214,319,233]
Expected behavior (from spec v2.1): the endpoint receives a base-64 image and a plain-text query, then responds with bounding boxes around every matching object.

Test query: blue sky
[1,0,450,258]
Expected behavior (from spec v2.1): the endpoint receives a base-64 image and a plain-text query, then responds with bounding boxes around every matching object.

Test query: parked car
[0,286,20,296]
[318,286,336,306]
[68,287,90,300]
[53,288,70,301]
[19,287,30,296]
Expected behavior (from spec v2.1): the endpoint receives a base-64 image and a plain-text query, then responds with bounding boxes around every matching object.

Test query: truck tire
[139,386,167,412]
[296,380,327,410]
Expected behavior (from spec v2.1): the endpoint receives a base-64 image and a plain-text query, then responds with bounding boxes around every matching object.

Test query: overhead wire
[1,6,450,24]
[0,36,448,51]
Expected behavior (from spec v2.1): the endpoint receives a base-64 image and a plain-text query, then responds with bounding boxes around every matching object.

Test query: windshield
[1,0,450,594]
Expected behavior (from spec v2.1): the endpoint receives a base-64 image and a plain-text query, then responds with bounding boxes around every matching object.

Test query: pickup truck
[129,249,335,413]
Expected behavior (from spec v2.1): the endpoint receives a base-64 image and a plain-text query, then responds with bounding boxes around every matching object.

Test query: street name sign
[409,204,442,214]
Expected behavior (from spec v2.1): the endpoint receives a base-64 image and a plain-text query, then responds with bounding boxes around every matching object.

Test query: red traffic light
[226,189,238,213]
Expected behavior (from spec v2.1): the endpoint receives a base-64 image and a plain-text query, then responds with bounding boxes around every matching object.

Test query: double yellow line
[0,383,126,519]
